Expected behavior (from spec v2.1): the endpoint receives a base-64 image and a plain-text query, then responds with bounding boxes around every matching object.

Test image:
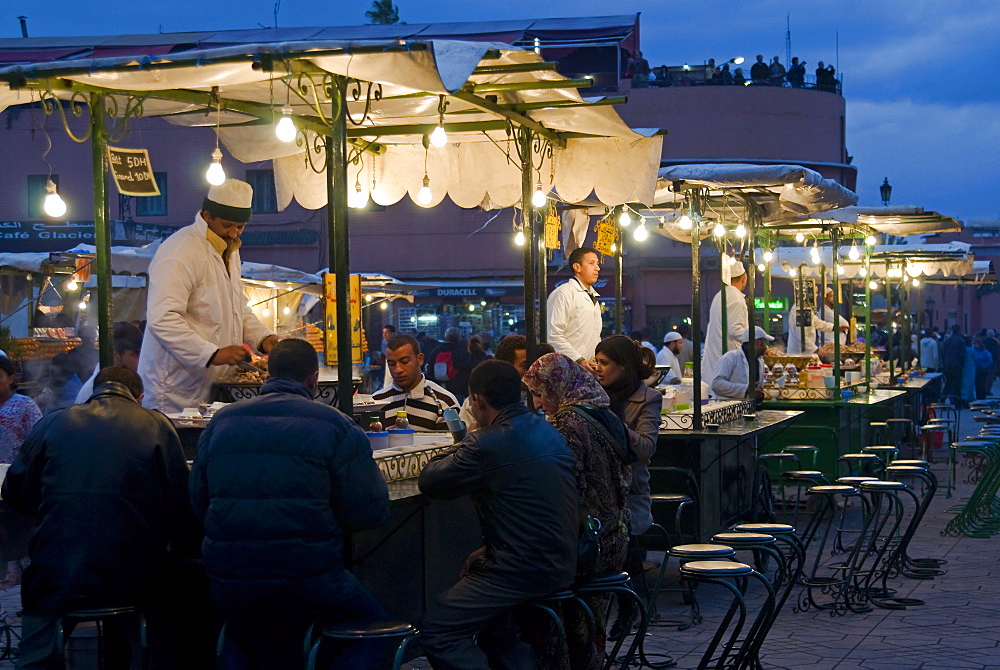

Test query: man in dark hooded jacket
[2,366,195,669]
[190,338,390,669]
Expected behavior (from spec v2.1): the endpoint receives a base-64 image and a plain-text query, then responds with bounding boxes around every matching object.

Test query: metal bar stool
[832,477,879,553]
[942,440,1000,537]
[862,445,899,468]
[640,494,695,621]
[857,480,926,609]
[572,571,660,670]
[661,544,737,632]
[883,463,947,577]
[55,605,146,670]
[779,471,830,527]
[730,523,806,616]
[798,484,873,615]
[305,621,419,670]
[886,418,917,458]
[678,561,776,670]
[757,453,801,520]
[918,423,950,468]
[838,453,884,479]
[868,421,889,444]
[782,446,819,471]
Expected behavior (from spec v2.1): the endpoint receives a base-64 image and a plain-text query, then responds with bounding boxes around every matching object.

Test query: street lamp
[880,178,892,206]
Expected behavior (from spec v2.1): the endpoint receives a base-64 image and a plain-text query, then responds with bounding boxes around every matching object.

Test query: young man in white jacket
[711,326,773,400]
[547,247,603,372]
[138,180,277,413]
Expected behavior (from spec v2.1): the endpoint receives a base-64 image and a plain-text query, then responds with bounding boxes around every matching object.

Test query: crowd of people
[918,325,1000,405]
[626,51,840,93]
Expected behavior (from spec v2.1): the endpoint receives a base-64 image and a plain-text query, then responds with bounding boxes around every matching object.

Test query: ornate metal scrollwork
[297,129,329,175]
[40,90,92,143]
[344,78,383,127]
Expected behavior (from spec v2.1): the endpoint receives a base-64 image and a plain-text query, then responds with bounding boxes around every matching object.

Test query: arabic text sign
[107,147,160,197]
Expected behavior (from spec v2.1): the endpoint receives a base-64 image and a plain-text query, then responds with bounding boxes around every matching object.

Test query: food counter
[652,409,803,541]
[758,389,908,477]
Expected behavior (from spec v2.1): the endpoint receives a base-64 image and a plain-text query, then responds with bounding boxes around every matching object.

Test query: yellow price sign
[593,216,618,257]
[544,208,561,250]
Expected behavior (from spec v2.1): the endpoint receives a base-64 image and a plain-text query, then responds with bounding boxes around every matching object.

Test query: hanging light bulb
[795,232,805,243]
[468,304,475,312]
[869,280,879,290]
[712,223,725,238]
[859,266,867,277]
[866,234,878,246]
[417,175,432,205]
[618,210,632,227]
[762,250,773,262]
[514,229,525,246]
[633,224,648,242]
[379,302,388,310]
[848,243,860,261]
[610,242,617,253]
[677,214,693,230]
[837,264,845,276]
[757,263,765,272]
[275,106,296,143]
[78,301,87,310]
[735,223,747,238]
[788,267,798,277]
[43,179,67,217]
[532,184,547,209]
[429,124,448,148]
[65,278,78,291]
[912,278,920,287]
[281,306,291,316]
[349,180,368,209]
[262,307,271,317]
[205,147,226,185]
[906,265,921,278]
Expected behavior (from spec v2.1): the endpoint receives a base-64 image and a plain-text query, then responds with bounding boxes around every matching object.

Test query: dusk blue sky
[4,0,998,221]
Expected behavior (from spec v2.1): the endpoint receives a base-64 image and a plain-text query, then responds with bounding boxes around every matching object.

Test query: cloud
[848,98,1000,221]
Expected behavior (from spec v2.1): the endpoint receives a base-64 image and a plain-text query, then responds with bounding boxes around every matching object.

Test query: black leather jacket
[419,402,579,591]
[2,381,196,615]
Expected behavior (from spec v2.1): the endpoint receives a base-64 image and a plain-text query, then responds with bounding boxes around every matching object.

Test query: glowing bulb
[859,267,867,277]
[417,175,432,205]
[837,264,845,276]
[866,234,877,246]
[429,124,448,148]
[869,280,878,290]
[275,107,296,143]
[713,223,725,238]
[788,267,797,277]
[78,301,87,310]
[262,307,271,317]
[205,147,226,185]
[633,224,648,242]
[677,214,692,230]
[906,266,920,278]
[514,230,525,246]
[848,244,860,261]
[912,278,920,287]
[795,232,805,243]
[364,294,373,302]
[532,186,547,209]
[610,242,617,253]
[282,306,291,315]
[619,210,632,227]
[65,279,78,291]
[379,302,388,310]
[763,250,773,262]
[735,223,747,238]
[757,263,765,272]
[468,304,475,312]
[348,185,369,209]
[732,57,745,65]
[265,281,276,288]
[480,300,486,306]
[43,180,67,217]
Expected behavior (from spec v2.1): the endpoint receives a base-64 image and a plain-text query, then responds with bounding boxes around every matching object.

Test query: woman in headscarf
[593,336,661,638]
[523,352,632,670]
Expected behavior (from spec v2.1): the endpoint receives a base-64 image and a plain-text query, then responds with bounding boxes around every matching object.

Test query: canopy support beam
[449,90,567,149]
[690,189,703,430]
[519,128,536,351]
[91,93,113,367]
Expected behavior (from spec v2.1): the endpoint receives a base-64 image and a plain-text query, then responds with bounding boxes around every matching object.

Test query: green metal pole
[91,93,113,368]
[690,190,702,429]
[520,130,536,351]
[831,230,841,393]
[745,214,757,399]
[864,248,872,391]
[798,265,807,354]
[537,207,548,343]
[326,76,353,416]
[615,227,623,334]
[886,263,894,384]
[720,247,729,357]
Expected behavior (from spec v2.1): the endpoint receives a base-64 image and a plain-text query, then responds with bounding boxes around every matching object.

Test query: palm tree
[365,0,400,25]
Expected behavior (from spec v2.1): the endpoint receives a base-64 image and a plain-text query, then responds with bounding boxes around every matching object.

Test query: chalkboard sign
[107,146,160,197]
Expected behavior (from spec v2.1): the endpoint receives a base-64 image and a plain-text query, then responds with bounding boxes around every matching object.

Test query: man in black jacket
[941,324,967,406]
[190,338,390,669]
[2,366,196,669]
[418,360,579,669]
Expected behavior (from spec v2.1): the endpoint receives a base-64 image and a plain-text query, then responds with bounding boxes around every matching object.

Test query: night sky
[5,0,997,221]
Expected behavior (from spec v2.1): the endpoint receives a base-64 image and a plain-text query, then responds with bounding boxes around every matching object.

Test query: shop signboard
[323,272,362,365]
[106,146,160,196]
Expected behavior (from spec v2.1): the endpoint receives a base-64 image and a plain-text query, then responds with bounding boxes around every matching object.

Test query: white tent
[765,242,974,280]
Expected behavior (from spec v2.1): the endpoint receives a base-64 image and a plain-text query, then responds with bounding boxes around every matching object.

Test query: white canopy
[817,206,962,236]
[645,164,858,242]
[0,37,663,209]
[765,242,974,279]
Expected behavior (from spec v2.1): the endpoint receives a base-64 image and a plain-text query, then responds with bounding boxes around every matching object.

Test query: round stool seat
[886,418,913,425]
[870,422,889,427]
[885,465,929,474]
[712,532,776,545]
[759,453,799,462]
[807,485,857,495]
[836,476,878,486]
[783,445,819,453]
[892,460,930,468]
[860,480,906,491]
[322,621,416,640]
[62,605,139,619]
[863,446,898,454]
[840,453,882,460]
[651,494,693,503]
[732,522,795,535]
[781,470,825,478]
[681,560,752,577]
[669,543,735,558]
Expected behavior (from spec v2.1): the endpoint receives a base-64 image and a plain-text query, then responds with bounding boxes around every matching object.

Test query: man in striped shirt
[372,334,458,432]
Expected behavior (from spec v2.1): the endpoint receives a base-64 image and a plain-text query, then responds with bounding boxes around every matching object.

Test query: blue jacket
[190,377,389,604]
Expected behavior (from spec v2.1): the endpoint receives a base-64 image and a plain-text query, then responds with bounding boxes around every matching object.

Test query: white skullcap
[742,325,775,342]
[730,262,746,278]
[204,179,254,222]
[663,331,683,343]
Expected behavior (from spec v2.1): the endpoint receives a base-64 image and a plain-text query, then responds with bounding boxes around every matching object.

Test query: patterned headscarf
[523,352,610,412]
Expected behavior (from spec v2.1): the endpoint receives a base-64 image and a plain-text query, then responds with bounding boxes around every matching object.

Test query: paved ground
[2,406,997,669]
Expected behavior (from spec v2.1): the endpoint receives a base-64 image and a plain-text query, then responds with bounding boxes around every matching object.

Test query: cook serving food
[138,179,278,414]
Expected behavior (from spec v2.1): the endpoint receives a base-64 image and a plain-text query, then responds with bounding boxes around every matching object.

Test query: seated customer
[373,334,459,431]
[2,366,196,669]
[458,334,527,429]
[710,326,773,400]
[523,353,633,667]
[418,360,579,670]
[74,321,143,403]
[191,339,390,669]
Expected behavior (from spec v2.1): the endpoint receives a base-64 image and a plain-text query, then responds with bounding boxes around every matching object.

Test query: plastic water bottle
[442,407,466,442]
